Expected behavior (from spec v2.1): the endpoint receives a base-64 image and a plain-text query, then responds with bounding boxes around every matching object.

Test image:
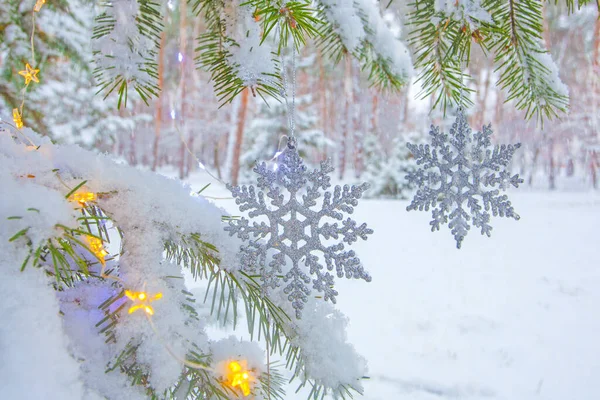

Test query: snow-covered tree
[0,126,367,399]
[0,0,144,144]
[361,132,423,199]
[0,0,595,399]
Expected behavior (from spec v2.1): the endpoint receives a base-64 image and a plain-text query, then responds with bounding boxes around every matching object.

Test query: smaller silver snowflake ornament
[406,109,523,249]
[225,137,373,318]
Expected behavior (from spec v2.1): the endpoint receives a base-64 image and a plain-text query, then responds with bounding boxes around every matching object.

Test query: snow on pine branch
[225,2,278,88]
[92,0,161,105]
[0,127,240,396]
[432,0,492,29]
[274,292,369,396]
[318,0,413,83]
[0,125,368,398]
[357,0,413,80]
[488,0,570,119]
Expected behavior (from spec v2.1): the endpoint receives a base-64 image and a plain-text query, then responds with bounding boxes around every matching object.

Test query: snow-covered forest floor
[185,173,600,400]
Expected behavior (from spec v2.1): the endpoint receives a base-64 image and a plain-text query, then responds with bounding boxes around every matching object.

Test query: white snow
[93,0,156,84]
[226,5,277,87]
[188,177,600,400]
[434,0,492,28]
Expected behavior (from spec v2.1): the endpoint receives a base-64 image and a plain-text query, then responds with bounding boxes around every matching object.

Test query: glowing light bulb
[170,109,176,120]
[70,191,97,205]
[198,161,206,170]
[178,52,183,63]
[34,0,46,11]
[86,236,108,265]
[226,361,252,396]
[12,108,23,129]
[125,290,163,315]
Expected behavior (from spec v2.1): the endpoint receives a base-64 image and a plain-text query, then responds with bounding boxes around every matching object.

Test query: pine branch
[315,0,412,91]
[92,0,163,108]
[249,0,323,52]
[193,0,282,105]
[167,234,363,399]
[408,0,487,113]
[486,0,570,122]
[559,0,597,12]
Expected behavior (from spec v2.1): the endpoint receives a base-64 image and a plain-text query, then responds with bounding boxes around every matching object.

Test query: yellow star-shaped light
[12,108,23,129]
[125,290,163,315]
[34,0,46,12]
[18,63,40,85]
[86,236,108,265]
[226,361,252,396]
[70,191,97,205]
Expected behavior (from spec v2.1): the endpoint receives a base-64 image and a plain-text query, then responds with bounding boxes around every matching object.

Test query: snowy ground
[187,176,600,400]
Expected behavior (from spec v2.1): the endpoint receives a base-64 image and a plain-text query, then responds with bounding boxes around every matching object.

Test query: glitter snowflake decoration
[225,137,373,318]
[406,109,523,249]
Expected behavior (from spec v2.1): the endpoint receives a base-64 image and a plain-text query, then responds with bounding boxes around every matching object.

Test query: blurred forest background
[1,1,598,195]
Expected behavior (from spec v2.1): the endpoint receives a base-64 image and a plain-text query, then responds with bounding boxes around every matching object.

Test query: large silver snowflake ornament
[225,137,373,318]
[406,109,523,249]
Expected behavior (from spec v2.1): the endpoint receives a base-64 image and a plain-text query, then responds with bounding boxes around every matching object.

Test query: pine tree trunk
[548,138,556,190]
[152,31,166,172]
[529,145,539,187]
[593,16,600,151]
[339,56,352,179]
[542,3,556,191]
[591,151,598,189]
[129,130,137,165]
[477,64,492,127]
[493,87,505,128]
[230,88,250,186]
[318,50,328,160]
[178,0,189,179]
[352,64,362,178]
[371,93,379,136]
[214,146,222,180]
[187,16,203,177]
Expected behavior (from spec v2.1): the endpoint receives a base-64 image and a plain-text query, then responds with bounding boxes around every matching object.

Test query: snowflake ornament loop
[406,109,523,248]
[225,137,373,318]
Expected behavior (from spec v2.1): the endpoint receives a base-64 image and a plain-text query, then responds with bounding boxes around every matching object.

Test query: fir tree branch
[408,2,475,113]
[193,0,282,105]
[92,0,163,108]
[485,0,570,122]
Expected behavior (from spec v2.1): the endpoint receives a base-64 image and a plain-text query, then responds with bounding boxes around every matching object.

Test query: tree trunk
[230,88,250,186]
[548,138,556,190]
[371,93,379,136]
[187,15,203,176]
[592,16,600,150]
[339,55,352,179]
[317,50,328,160]
[529,145,539,187]
[477,65,492,127]
[152,31,166,172]
[590,151,598,190]
[352,64,362,178]
[178,0,188,179]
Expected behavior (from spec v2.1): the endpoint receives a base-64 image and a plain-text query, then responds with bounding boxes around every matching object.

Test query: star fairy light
[18,63,40,85]
[125,290,163,315]
[226,361,252,396]
[86,235,108,265]
[12,108,23,129]
[34,0,46,12]
[69,191,97,205]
